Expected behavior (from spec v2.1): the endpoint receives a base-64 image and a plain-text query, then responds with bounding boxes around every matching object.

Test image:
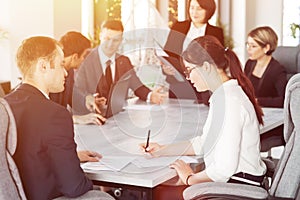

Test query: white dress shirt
[191,80,266,182]
[183,23,207,51]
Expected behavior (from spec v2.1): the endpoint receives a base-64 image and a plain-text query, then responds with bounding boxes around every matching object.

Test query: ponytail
[225,50,264,125]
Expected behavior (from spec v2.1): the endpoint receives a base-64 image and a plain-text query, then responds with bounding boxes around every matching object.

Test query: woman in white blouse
[140,35,266,199]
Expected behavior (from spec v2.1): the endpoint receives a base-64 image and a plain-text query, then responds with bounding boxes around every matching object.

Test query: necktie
[105,60,113,88]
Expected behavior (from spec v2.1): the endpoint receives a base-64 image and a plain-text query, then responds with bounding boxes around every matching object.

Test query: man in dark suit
[162,0,224,105]
[50,31,105,125]
[72,20,166,115]
[4,36,113,200]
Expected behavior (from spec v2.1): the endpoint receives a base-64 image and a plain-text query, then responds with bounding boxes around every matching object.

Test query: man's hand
[150,87,168,104]
[85,94,106,113]
[162,64,176,76]
[73,113,106,125]
[77,150,102,162]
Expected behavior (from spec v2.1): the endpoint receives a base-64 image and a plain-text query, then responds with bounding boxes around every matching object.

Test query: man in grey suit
[72,20,166,115]
[4,36,113,200]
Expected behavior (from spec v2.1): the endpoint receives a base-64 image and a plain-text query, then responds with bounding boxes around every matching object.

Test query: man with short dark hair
[50,31,106,125]
[72,19,166,115]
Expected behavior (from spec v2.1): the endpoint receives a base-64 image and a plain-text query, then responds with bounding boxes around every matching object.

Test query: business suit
[72,47,151,115]
[5,84,92,200]
[163,21,224,103]
[50,68,74,108]
[244,57,287,108]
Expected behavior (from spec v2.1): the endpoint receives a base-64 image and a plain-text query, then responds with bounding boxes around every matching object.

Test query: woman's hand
[169,159,194,185]
[77,150,102,162]
[139,142,164,157]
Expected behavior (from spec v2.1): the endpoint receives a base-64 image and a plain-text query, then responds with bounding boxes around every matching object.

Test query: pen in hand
[145,130,151,152]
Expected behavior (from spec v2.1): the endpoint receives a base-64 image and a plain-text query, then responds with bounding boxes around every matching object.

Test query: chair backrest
[0,98,27,200]
[269,73,300,199]
[0,85,5,98]
[272,45,300,80]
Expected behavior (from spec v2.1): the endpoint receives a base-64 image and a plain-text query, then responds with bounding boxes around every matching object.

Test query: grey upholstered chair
[0,98,27,200]
[272,45,300,80]
[182,73,300,200]
[0,98,114,200]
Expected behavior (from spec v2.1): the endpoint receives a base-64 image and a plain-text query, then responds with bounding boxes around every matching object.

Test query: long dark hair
[182,35,264,125]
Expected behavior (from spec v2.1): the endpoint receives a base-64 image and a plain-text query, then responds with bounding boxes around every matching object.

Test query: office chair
[0,98,27,200]
[182,73,300,200]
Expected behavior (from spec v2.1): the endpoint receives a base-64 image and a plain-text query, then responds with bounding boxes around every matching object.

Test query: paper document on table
[81,156,135,171]
[124,104,167,111]
[132,156,199,168]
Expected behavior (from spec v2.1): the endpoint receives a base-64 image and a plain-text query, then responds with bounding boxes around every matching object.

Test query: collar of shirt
[40,89,50,99]
[98,46,116,81]
[209,79,238,103]
[183,22,208,51]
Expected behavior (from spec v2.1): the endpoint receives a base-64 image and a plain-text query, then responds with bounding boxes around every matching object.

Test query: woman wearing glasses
[141,35,266,200]
[244,26,287,152]
[245,26,287,108]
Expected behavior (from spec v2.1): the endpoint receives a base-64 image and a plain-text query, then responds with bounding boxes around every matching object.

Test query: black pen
[145,130,151,152]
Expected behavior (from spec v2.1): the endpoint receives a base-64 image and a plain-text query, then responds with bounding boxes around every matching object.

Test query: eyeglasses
[245,42,259,49]
[183,66,196,79]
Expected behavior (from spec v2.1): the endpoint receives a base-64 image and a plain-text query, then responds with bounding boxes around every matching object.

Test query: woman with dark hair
[141,35,266,199]
[163,0,224,104]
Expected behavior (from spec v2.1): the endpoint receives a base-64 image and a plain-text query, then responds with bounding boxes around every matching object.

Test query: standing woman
[245,26,287,108]
[141,35,266,199]
[163,0,224,104]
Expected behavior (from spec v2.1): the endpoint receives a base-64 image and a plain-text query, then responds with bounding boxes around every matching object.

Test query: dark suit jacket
[163,21,224,103]
[72,47,151,115]
[50,68,74,108]
[244,57,288,108]
[164,20,224,60]
[5,84,92,200]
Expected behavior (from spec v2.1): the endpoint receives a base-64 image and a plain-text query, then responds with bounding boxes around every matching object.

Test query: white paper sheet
[81,156,136,171]
[132,156,199,168]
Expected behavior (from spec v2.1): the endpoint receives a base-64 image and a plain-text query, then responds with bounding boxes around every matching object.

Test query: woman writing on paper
[140,35,266,199]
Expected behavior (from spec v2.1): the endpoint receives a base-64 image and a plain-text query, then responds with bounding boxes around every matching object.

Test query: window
[283,0,300,46]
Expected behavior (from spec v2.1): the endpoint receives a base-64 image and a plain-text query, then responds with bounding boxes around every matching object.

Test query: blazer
[50,68,74,108]
[163,21,224,103]
[72,47,151,115]
[244,57,288,108]
[4,84,92,200]
[164,20,224,61]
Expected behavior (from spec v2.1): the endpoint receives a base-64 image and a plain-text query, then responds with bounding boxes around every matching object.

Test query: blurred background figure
[163,0,224,105]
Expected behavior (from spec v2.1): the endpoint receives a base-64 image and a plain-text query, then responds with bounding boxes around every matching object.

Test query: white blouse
[182,22,207,52]
[191,80,266,182]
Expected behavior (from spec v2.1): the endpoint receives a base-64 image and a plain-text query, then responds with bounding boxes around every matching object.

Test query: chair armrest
[183,182,268,200]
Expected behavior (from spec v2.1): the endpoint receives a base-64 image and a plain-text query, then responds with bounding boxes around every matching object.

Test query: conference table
[74,98,284,199]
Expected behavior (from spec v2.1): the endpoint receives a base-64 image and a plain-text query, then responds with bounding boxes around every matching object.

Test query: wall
[230,0,283,64]
[0,0,54,87]
[0,0,83,88]
[53,0,82,39]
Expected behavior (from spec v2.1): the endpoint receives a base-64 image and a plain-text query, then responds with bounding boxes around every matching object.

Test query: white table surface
[74,98,283,188]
